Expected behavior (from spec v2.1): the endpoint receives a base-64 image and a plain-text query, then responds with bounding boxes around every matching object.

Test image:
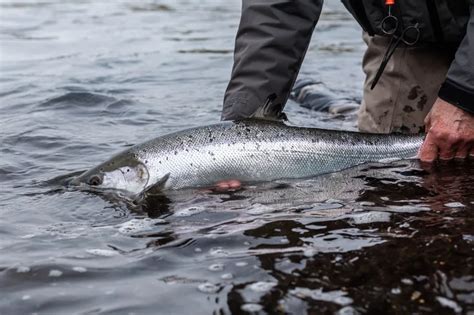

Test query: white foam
[49,269,63,277]
[290,287,353,306]
[350,212,391,224]
[174,206,206,217]
[116,218,165,235]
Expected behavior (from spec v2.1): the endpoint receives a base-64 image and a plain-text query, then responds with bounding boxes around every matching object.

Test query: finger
[214,180,242,192]
[424,113,432,132]
[418,134,439,162]
[215,181,230,192]
[455,144,470,159]
[439,145,457,160]
[227,180,242,190]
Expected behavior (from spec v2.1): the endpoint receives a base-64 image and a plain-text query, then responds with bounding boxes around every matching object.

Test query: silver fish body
[73,120,423,193]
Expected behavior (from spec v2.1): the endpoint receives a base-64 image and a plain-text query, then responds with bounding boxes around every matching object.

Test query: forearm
[222,0,323,120]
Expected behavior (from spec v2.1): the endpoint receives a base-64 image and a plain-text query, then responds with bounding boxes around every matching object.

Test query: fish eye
[88,175,102,186]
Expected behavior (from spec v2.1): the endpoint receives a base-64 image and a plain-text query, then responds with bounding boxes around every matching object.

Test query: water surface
[1,1,473,314]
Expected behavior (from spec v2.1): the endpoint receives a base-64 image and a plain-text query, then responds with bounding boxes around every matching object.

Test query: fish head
[70,153,152,196]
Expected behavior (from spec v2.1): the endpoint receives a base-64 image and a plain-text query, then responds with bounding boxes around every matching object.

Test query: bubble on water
[22,295,31,301]
[197,282,220,294]
[208,263,225,272]
[72,266,87,273]
[209,247,230,257]
[174,206,206,217]
[235,261,248,267]
[221,273,233,280]
[350,212,391,224]
[17,266,31,273]
[380,197,389,201]
[86,249,119,257]
[116,218,165,235]
[194,247,202,253]
[359,201,375,207]
[249,281,277,292]
[49,269,63,277]
[444,202,465,208]
[241,303,263,312]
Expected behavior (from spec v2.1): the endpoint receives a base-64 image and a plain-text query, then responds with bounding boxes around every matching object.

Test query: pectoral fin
[133,173,170,204]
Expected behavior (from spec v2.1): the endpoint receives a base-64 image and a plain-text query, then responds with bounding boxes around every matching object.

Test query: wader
[358,33,454,133]
[222,0,473,134]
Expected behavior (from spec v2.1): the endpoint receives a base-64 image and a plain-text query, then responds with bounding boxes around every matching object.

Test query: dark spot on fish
[403,106,415,113]
[190,163,193,166]
[145,160,148,164]
[174,151,178,155]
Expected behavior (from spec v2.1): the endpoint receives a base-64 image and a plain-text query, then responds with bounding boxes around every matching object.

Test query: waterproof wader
[222,0,473,134]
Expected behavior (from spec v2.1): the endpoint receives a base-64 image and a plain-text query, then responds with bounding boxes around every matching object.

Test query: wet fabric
[222,0,474,125]
[358,34,453,134]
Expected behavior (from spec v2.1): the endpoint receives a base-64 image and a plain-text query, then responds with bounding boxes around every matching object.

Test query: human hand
[214,180,242,192]
[419,98,474,162]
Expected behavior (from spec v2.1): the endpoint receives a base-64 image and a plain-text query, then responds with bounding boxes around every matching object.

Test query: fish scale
[73,120,423,192]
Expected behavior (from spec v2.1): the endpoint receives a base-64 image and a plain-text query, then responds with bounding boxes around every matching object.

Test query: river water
[0,1,473,314]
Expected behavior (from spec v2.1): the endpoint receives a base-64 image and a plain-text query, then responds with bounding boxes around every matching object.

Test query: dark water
[1,1,473,314]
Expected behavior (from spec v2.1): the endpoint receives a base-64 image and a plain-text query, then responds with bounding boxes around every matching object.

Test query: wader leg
[358,33,453,134]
